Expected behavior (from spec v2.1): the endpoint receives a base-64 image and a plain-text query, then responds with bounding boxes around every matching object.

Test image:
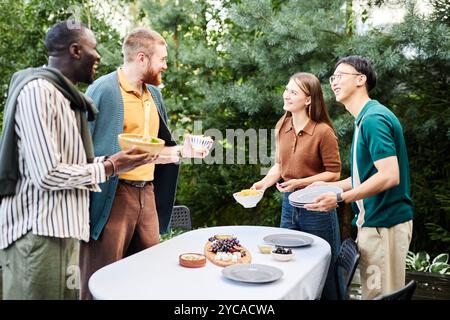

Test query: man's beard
[144,69,162,86]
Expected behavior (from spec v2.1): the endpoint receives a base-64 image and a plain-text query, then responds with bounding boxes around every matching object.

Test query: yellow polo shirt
[117,68,159,181]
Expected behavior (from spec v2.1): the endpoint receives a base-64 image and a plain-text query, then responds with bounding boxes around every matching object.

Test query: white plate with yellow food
[233,189,264,208]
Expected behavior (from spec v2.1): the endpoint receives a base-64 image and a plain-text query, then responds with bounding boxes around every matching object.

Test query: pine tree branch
[317,28,343,38]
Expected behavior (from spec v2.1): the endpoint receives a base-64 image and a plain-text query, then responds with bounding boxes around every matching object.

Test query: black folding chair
[169,205,192,230]
[373,280,416,300]
[335,237,360,300]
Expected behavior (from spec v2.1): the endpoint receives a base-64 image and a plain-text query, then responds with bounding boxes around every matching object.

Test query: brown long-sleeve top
[277,116,341,182]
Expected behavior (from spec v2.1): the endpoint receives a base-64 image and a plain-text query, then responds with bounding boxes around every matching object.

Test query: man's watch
[336,192,343,203]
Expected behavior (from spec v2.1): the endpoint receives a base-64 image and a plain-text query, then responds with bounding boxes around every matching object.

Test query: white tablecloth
[89,225,331,300]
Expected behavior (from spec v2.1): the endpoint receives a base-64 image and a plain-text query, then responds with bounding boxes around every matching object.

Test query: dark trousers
[79,181,159,300]
[281,191,344,300]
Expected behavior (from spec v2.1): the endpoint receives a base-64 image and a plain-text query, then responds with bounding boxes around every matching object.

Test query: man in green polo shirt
[305,55,413,299]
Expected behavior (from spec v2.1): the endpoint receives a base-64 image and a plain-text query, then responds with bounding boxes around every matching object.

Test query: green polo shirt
[350,100,413,227]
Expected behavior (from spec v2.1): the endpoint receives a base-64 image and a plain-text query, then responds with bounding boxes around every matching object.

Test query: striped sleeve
[94,156,106,163]
[15,80,107,191]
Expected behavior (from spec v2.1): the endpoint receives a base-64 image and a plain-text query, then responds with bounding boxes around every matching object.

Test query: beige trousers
[358,220,413,299]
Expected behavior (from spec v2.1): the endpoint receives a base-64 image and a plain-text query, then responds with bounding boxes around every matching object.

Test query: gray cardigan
[0,67,97,196]
[86,71,179,239]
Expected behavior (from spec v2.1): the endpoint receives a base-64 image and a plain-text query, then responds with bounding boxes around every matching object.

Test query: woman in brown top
[251,72,343,299]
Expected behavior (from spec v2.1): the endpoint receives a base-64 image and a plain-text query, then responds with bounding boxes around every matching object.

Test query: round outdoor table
[89,225,331,300]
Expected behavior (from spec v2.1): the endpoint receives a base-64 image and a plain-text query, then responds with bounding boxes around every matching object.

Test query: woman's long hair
[275,72,334,137]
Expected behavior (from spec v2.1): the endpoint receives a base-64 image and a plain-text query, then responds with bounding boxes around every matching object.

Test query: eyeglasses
[329,72,363,84]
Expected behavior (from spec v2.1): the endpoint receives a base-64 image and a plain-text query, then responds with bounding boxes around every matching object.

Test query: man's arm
[16,82,109,191]
[305,156,399,211]
[154,134,212,164]
[341,156,399,203]
[307,177,352,191]
[334,177,353,192]
[18,83,154,191]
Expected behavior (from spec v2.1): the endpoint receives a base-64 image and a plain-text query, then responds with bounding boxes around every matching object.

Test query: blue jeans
[281,192,344,300]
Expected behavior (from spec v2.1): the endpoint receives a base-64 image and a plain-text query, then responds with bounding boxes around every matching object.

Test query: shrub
[406,251,450,274]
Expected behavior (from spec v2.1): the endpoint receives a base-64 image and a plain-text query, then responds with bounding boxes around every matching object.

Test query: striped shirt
[0,79,107,249]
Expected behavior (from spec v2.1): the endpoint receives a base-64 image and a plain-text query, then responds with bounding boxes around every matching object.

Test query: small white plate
[288,185,343,204]
[222,264,283,283]
[263,233,313,247]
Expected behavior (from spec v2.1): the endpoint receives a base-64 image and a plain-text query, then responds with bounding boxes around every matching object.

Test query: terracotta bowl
[118,133,165,156]
[179,253,207,268]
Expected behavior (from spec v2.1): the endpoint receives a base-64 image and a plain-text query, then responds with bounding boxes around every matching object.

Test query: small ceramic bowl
[189,135,214,152]
[271,249,295,262]
[118,133,165,156]
[179,253,207,268]
[258,243,274,254]
[233,190,264,208]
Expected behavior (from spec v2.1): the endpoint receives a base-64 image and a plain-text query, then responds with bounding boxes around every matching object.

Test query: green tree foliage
[430,0,450,24]
[1,0,448,254]
[0,0,126,117]
[142,0,449,254]
[140,0,356,229]
[334,1,450,254]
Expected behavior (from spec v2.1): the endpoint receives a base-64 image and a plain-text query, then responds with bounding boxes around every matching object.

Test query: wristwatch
[336,192,343,203]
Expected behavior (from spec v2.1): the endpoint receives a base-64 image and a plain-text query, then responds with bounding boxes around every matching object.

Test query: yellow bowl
[118,133,165,156]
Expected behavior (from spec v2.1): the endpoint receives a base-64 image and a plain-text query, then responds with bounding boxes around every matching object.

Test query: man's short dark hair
[44,21,87,56]
[335,55,377,92]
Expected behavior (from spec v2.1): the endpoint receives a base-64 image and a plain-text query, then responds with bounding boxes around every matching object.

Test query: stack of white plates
[288,185,343,208]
